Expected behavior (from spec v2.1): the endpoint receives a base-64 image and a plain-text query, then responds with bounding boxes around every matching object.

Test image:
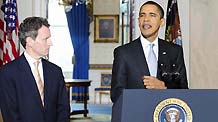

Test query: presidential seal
[153,98,193,122]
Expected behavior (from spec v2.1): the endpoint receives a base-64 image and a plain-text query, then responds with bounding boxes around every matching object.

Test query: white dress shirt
[24,52,44,85]
[140,35,159,61]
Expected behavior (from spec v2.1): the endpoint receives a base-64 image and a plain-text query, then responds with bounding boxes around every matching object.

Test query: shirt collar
[140,35,158,47]
[24,51,42,65]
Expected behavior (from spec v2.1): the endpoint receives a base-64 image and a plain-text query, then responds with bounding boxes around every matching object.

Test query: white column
[32,0,48,18]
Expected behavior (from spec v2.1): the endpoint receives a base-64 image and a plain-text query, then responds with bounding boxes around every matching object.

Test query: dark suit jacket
[0,54,70,122]
[111,38,188,103]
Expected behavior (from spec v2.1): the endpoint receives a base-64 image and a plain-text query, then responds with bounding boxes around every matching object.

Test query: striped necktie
[147,44,157,77]
[34,61,44,106]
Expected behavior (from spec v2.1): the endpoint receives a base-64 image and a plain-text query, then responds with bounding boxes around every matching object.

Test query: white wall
[17,0,47,22]
[190,0,218,88]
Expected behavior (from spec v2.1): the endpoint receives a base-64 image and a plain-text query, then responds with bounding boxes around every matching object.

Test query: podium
[112,89,218,122]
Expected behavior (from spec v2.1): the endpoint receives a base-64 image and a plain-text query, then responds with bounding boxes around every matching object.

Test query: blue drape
[65,3,89,101]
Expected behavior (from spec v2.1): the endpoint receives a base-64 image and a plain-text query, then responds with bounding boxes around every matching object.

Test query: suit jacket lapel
[134,38,150,76]
[41,59,49,108]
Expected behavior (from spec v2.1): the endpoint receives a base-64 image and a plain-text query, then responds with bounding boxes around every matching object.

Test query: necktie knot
[34,60,40,68]
[148,43,156,59]
[150,43,155,48]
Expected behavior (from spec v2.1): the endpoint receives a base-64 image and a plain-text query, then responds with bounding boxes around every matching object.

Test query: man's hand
[142,76,167,89]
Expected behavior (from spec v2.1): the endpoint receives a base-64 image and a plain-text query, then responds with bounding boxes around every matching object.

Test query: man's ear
[160,18,165,27]
[26,37,33,47]
[138,17,140,26]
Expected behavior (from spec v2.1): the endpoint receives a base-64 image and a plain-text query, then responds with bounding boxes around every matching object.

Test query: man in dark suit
[111,1,188,103]
[0,17,70,122]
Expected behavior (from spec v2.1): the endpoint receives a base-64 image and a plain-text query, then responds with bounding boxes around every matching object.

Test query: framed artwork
[94,15,119,43]
[100,72,112,87]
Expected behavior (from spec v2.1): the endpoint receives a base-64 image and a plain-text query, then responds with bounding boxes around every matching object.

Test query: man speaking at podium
[111,1,188,103]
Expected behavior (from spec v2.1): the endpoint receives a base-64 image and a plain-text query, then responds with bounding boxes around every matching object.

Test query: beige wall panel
[190,0,218,88]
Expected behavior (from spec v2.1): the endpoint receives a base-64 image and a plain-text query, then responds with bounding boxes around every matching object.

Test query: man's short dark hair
[139,1,164,19]
[18,17,50,48]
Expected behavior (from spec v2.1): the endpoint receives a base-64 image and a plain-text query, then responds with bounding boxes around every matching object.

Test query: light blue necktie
[147,44,157,76]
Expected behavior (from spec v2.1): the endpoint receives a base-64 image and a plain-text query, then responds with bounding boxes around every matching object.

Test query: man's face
[28,25,52,59]
[138,4,165,42]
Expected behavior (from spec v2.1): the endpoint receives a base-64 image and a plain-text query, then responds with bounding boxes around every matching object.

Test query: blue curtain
[65,2,89,101]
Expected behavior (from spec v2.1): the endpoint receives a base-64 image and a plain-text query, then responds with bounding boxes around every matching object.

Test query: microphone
[158,62,181,82]
[158,62,171,82]
[171,64,181,82]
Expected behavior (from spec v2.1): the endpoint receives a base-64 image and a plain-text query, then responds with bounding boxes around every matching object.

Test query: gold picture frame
[94,15,119,43]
